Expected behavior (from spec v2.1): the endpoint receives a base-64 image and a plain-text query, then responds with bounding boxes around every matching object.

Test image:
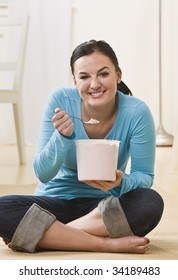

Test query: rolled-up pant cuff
[98,196,133,238]
[10,203,56,253]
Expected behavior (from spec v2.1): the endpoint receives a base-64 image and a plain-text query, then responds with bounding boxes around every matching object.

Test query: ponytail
[117,81,132,96]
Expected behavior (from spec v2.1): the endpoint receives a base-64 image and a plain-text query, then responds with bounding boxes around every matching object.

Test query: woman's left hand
[83,170,123,192]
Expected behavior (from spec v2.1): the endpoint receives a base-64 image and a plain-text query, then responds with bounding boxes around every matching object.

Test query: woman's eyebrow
[78,72,88,75]
[78,67,110,76]
[98,66,110,73]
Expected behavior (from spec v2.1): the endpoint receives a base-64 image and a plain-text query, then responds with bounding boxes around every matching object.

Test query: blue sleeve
[110,102,156,197]
[33,89,76,183]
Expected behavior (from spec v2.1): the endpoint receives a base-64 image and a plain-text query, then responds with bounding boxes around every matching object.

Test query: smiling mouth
[89,91,105,98]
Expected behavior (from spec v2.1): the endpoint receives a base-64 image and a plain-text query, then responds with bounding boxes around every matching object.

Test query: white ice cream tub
[76,139,120,181]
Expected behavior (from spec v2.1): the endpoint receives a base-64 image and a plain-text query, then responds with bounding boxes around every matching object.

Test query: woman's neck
[82,95,118,124]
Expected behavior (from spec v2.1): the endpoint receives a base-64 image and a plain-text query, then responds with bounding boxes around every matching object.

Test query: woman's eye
[100,71,109,77]
[80,75,89,80]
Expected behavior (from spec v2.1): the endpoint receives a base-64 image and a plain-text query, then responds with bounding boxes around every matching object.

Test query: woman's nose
[90,77,101,89]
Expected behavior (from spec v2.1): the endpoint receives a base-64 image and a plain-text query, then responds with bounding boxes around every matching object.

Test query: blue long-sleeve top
[34,87,156,200]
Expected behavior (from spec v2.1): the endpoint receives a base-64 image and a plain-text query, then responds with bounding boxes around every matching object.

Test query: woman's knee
[119,188,164,236]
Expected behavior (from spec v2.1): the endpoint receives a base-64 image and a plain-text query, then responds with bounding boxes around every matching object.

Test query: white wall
[0,0,177,145]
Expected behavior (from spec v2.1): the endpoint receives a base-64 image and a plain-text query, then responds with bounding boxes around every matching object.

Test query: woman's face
[73,51,121,108]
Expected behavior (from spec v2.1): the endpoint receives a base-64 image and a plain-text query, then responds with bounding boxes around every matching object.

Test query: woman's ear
[73,75,77,87]
[117,67,122,82]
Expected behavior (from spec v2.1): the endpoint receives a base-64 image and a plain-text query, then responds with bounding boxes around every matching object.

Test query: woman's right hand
[52,108,74,137]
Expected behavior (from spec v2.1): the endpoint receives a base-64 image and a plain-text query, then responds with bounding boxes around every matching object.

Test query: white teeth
[91,92,103,97]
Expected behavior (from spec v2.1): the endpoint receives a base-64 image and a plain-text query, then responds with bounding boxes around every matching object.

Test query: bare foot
[103,236,150,254]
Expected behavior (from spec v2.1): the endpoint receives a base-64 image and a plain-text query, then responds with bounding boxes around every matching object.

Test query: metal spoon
[53,111,100,125]
[69,116,100,125]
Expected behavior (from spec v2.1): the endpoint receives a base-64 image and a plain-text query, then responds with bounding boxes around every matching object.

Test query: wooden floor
[0,144,178,260]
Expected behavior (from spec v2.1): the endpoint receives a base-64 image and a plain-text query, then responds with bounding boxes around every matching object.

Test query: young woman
[0,40,164,254]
